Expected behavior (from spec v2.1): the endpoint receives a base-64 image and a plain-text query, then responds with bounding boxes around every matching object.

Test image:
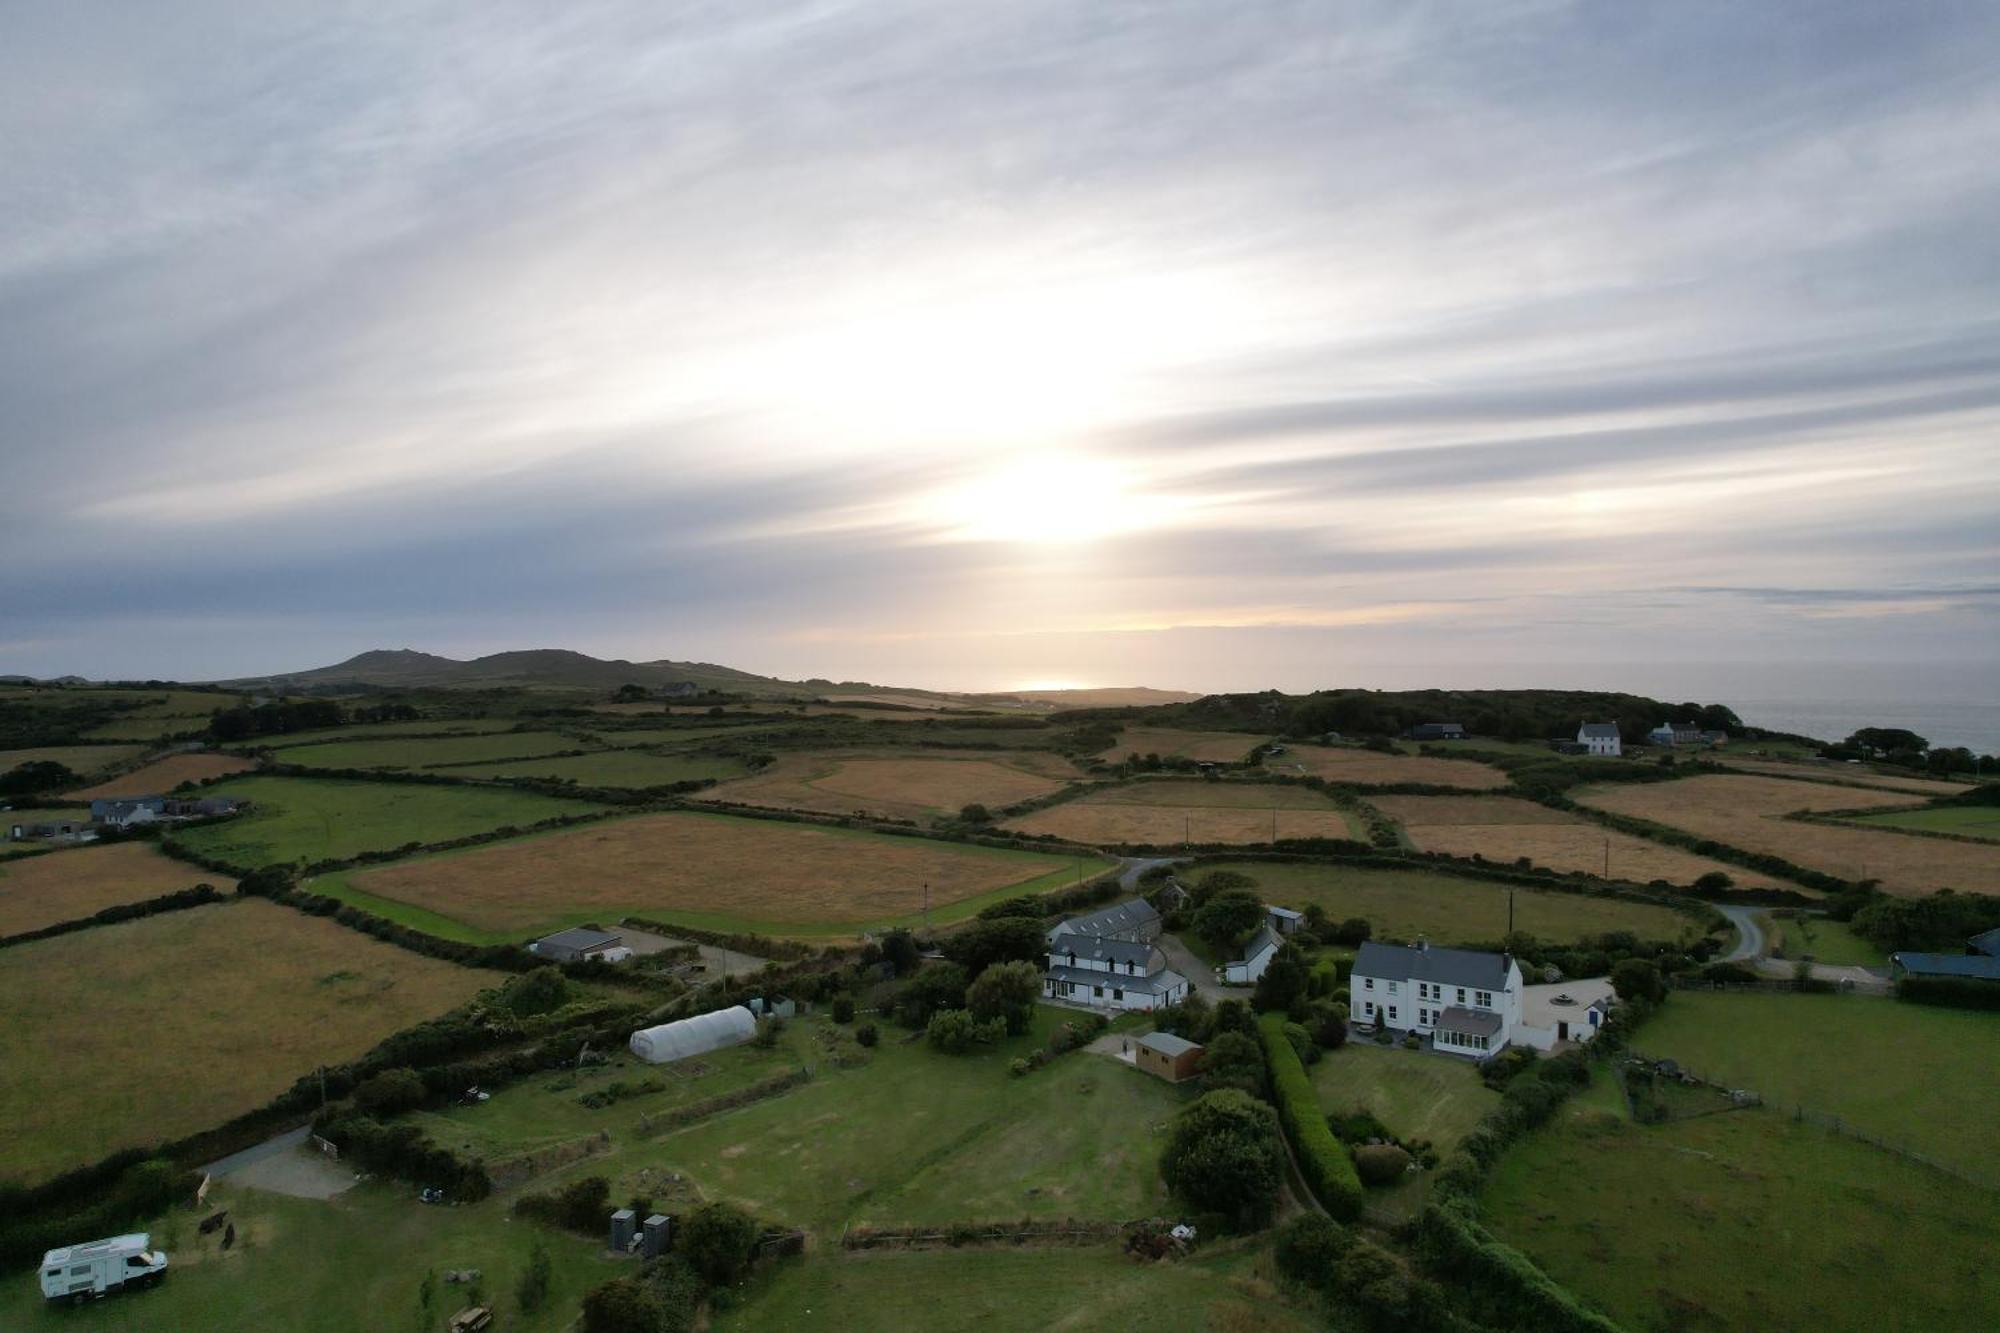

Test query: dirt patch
[1576,775,1987,897]
[349,811,1079,932]
[68,752,256,798]
[0,841,236,936]
[230,1146,359,1199]
[1273,744,1510,790]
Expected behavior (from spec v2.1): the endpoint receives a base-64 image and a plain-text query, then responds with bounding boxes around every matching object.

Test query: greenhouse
[629,1005,759,1064]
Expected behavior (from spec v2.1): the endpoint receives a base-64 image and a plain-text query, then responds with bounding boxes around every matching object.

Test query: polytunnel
[629,1005,759,1064]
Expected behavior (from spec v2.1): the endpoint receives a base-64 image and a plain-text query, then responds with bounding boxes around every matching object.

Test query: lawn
[526,1007,1188,1235]
[0,1179,613,1333]
[717,1240,1316,1332]
[1005,781,1361,846]
[0,841,234,937]
[0,744,149,777]
[1768,914,1886,966]
[276,730,589,770]
[326,810,1109,939]
[1637,991,2000,1179]
[1312,1041,1500,1155]
[1846,804,2000,840]
[168,775,606,868]
[67,752,256,797]
[1482,1076,2000,1331]
[1371,794,1798,889]
[701,749,1080,822]
[434,749,751,787]
[0,899,495,1180]
[1197,861,1703,945]
[1576,775,1999,896]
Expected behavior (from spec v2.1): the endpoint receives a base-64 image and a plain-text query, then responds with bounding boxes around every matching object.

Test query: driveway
[1118,856,1181,892]
[1716,905,1763,962]
[1156,932,1228,1002]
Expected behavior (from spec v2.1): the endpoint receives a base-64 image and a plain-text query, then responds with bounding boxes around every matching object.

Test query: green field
[520,1008,1184,1234]
[1198,860,1704,945]
[1637,991,2000,1180]
[1,1181,612,1333]
[277,730,588,770]
[1847,804,2000,840]
[1483,1075,2000,1331]
[1768,914,1887,966]
[0,744,148,777]
[1312,1041,1500,1154]
[258,718,521,748]
[718,1241,1315,1332]
[434,749,751,787]
[169,775,606,867]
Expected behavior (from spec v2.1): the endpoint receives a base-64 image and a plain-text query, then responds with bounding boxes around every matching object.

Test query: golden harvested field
[0,842,236,936]
[67,752,256,797]
[1097,728,1271,763]
[0,899,493,1179]
[1574,776,1998,896]
[1005,781,1359,846]
[702,750,1080,821]
[1271,744,1510,790]
[346,811,1092,935]
[0,744,149,778]
[1372,795,1799,891]
[1718,758,1973,796]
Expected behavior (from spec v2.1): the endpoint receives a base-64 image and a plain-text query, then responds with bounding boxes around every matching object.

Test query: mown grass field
[276,730,587,770]
[702,749,1079,821]
[435,749,751,787]
[333,810,1107,938]
[1766,914,1886,966]
[1271,743,1510,790]
[1846,803,2000,840]
[1371,793,1797,889]
[1198,861,1701,945]
[0,841,234,936]
[1096,727,1271,763]
[1635,991,2000,1179]
[0,1180,612,1333]
[0,743,149,777]
[1576,774,1996,896]
[1482,1074,2000,1331]
[1005,780,1360,846]
[1311,1040,1500,1155]
[526,1008,1185,1235]
[67,752,257,797]
[719,1242,1315,1332]
[0,899,494,1180]
[169,775,606,867]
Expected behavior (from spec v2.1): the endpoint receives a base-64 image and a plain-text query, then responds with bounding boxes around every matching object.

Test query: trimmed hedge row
[633,1068,812,1137]
[1409,1199,1624,1333]
[619,914,817,962]
[1897,976,2000,1010]
[0,882,228,950]
[1257,1012,1362,1220]
[313,1110,491,1201]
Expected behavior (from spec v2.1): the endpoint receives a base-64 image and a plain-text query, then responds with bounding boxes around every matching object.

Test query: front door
[1558,1021,1569,1041]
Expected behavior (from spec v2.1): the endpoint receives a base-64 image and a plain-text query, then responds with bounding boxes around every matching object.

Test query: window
[1388,1006,1398,1021]
[1093,986,1104,998]
[1387,981,1399,995]
[1363,977,1374,990]
[1113,989,1124,1001]
[1456,987,1466,1003]
[1476,991,1493,1008]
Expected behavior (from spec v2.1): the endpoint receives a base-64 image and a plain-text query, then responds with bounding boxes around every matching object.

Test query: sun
[918,454,1135,545]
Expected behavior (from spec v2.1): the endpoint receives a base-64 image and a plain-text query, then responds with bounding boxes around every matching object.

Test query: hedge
[1410,1198,1624,1333]
[1257,1013,1362,1220]
[1896,976,2000,1010]
[0,883,229,950]
[313,1110,491,1201]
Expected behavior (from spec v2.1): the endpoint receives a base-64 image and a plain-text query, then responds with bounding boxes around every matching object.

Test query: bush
[581,1275,669,1333]
[1610,958,1665,1004]
[680,1200,760,1287]
[925,1008,1004,1054]
[965,959,1041,1034]
[855,1022,879,1047]
[1353,1143,1413,1186]
[829,995,856,1023]
[503,966,573,1016]
[753,1015,785,1049]
[1258,1014,1363,1220]
[352,1066,427,1117]
[941,916,1045,977]
[515,1175,611,1235]
[1158,1090,1285,1231]
[1197,1030,1265,1096]
[516,1240,552,1314]
[1273,1213,1350,1288]
[1282,1020,1320,1066]
[1400,1033,1420,1051]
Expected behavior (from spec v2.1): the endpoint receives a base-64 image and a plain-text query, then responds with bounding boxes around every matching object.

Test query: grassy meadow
[168,774,606,867]
[0,899,494,1180]
[276,730,588,770]
[0,841,233,937]
[1845,803,2000,840]
[67,752,256,797]
[435,749,751,787]
[1005,780,1361,846]
[701,749,1079,821]
[0,744,149,777]
[1312,1040,1500,1155]
[1198,860,1702,945]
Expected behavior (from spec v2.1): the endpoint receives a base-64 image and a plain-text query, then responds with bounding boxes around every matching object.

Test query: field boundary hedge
[1545,798,1846,900]
[620,914,817,961]
[632,1068,813,1138]
[840,1218,1128,1250]
[1257,1013,1362,1220]
[0,882,229,950]
[1788,809,2000,849]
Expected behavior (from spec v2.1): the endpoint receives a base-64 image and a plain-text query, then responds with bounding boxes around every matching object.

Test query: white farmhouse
[1351,940,1523,1057]
[1043,898,1187,1012]
[1576,722,1622,757]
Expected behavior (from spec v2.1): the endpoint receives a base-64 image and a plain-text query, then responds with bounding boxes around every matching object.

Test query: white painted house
[1515,978,1614,1051]
[1576,722,1622,757]
[1043,899,1187,1012]
[1222,924,1281,984]
[1351,940,1523,1057]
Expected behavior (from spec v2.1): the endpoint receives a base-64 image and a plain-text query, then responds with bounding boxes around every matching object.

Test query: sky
[3,1,1998,697]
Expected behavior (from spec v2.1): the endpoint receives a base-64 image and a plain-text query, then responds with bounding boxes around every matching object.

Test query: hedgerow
[1257,1012,1362,1220]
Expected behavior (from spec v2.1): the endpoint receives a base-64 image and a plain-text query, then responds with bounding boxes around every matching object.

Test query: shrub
[1273,1213,1350,1288]
[925,1008,1003,1054]
[580,1275,669,1333]
[941,917,1045,977]
[855,1022,879,1047]
[680,1200,760,1287]
[516,1240,551,1314]
[1281,1020,1319,1066]
[1158,1090,1285,1231]
[965,959,1042,1034]
[1353,1143,1413,1186]
[829,995,856,1023]
[752,1015,785,1049]
[514,1175,611,1235]
[1259,1014,1363,1220]
[502,966,573,1017]
[1610,958,1665,1004]
[1197,1030,1265,1096]
[1400,1033,1420,1050]
[353,1066,427,1117]
[1254,945,1312,1013]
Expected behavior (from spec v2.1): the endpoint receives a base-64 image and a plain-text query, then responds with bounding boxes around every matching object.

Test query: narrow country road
[1717,905,1763,962]
[1118,855,1180,891]
[202,1124,311,1177]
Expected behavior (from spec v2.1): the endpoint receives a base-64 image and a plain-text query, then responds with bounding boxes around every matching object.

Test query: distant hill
[215,648,1202,709]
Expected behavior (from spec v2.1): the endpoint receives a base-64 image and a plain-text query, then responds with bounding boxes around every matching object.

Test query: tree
[0,760,78,796]
[1253,944,1311,1013]
[1193,889,1265,951]
[940,916,1044,977]
[1159,1090,1284,1230]
[516,1241,551,1314]
[1191,869,1258,906]
[354,1067,427,1116]
[679,1200,761,1287]
[501,966,572,1016]
[926,1007,1003,1053]
[1846,727,1927,754]
[1197,1031,1265,1096]
[1610,958,1665,1004]
[1330,917,1372,947]
[958,802,992,823]
[896,962,968,1026]
[1210,997,1255,1037]
[581,1276,668,1333]
[1693,871,1733,892]
[1274,1214,1350,1288]
[613,683,650,702]
[966,959,1041,1034]
[879,929,921,978]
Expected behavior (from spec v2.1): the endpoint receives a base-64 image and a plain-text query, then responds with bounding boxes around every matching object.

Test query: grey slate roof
[1435,1006,1503,1038]
[1047,897,1159,942]
[1053,936,1156,969]
[1045,964,1188,995]
[1353,940,1512,991]
[1970,928,2000,957]
[1233,924,1279,964]
[1137,1031,1201,1058]
[1891,951,2000,980]
[537,926,623,953]
[1578,722,1620,739]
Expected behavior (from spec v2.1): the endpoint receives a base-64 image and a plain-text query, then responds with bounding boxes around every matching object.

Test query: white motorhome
[40,1233,168,1301]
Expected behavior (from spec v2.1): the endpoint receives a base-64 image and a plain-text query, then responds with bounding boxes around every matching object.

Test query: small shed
[1134,1031,1203,1083]
[531,926,624,963]
[629,1006,759,1064]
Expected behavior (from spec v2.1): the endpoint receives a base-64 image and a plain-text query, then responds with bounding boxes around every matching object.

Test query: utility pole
[1271,807,1278,843]
[1603,837,1610,879]
[922,880,930,932]
[318,1066,326,1111]
[1507,890,1514,937]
